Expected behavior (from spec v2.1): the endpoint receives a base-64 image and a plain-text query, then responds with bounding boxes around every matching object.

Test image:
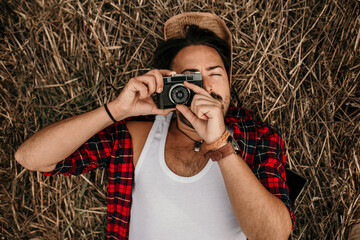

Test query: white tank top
[129,113,246,240]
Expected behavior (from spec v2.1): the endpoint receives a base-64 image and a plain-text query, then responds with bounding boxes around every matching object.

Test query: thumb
[176,104,200,127]
[152,108,176,116]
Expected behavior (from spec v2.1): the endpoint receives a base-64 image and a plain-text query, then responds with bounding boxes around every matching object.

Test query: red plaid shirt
[42,106,295,239]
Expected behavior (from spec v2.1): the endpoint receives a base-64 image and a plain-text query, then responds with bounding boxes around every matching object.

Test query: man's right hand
[109,69,176,120]
[15,69,175,172]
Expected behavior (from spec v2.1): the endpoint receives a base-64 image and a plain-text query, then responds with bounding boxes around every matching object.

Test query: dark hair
[153,25,231,76]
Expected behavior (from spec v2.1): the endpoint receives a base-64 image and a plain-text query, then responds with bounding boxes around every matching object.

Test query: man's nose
[202,76,213,93]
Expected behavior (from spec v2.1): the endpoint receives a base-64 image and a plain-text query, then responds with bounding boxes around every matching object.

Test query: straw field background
[1,0,359,239]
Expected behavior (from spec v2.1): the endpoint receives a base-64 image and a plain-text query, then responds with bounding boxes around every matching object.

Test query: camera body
[156,72,203,109]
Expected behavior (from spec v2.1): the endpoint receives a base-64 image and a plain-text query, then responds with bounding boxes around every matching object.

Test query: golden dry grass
[1,0,360,239]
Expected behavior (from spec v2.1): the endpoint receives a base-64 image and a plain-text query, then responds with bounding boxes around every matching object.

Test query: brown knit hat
[164,12,233,82]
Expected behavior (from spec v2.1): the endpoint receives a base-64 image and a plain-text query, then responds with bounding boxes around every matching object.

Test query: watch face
[228,135,240,153]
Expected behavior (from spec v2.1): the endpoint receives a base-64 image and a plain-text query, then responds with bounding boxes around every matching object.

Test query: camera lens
[169,83,190,105]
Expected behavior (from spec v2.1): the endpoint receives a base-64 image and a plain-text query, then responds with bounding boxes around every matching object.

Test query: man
[15,12,294,240]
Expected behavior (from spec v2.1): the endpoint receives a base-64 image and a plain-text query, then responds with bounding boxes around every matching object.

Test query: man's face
[171,44,231,123]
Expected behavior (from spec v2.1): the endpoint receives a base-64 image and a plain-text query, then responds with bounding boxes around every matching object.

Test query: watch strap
[204,142,236,161]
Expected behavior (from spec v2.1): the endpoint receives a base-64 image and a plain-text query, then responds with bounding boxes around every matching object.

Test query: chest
[164,139,209,177]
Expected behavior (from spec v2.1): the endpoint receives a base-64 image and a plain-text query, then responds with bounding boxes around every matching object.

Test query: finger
[158,69,176,77]
[128,79,149,99]
[192,103,220,120]
[152,107,176,116]
[136,75,157,96]
[157,69,177,93]
[183,81,210,96]
[148,69,176,93]
[191,95,221,113]
[191,93,220,105]
[140,97,175,115]
[176,104,203,128]
[191,96,222,108]
[150,70,164,93]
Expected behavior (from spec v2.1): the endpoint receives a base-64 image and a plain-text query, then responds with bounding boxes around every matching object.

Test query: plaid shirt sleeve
[41,121,124,176]
[226,107,295,228]
[41,115,154,240]
[252,123,295,228]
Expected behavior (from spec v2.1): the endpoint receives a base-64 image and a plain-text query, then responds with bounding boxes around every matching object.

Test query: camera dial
[169,83,191,105]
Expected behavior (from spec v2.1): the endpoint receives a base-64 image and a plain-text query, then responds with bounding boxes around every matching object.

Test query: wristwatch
[204,135,240,161]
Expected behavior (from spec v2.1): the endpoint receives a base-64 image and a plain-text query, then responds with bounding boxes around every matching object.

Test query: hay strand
[1,0,359,239]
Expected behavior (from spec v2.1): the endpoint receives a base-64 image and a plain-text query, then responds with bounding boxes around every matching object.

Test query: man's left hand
[175,81,226,144]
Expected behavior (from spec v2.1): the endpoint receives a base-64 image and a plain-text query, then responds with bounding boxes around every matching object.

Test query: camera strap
[175,121,203,152]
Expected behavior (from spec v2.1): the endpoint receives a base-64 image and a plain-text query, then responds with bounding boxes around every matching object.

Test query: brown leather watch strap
[204,142,236,161]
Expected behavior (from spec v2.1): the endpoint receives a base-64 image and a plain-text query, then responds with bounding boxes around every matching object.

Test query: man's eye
[210,73,222,76]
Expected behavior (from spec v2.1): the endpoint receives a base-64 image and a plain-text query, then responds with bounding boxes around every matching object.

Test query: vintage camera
[156,72,203,109]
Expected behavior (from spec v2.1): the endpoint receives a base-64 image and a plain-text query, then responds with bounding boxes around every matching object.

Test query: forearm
[218,154,292,240]
[15,101,123,172]
[15,69,174,172]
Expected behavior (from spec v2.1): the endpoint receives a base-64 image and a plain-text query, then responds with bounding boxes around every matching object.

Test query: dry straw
[1,0,359,239]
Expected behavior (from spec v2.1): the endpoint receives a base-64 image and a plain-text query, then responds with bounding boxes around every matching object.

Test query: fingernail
[157,87,163,93]
[170,71,176,75]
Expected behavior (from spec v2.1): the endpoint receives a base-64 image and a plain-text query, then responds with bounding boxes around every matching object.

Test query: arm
[177,82,292,239]
[15,69,174,172]
[15,104,119,172]
[217,153,292,240]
